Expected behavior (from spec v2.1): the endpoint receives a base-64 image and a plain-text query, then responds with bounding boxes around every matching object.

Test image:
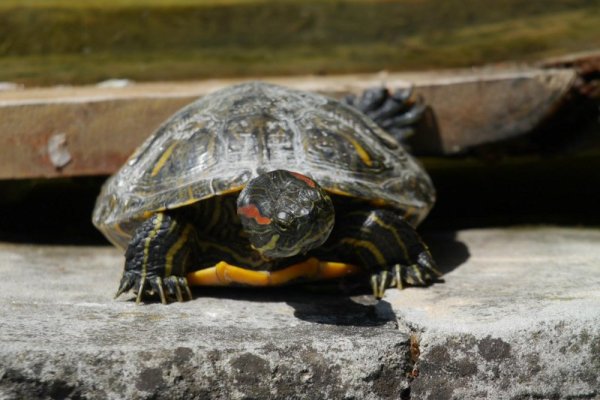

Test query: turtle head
[237,170,335,259]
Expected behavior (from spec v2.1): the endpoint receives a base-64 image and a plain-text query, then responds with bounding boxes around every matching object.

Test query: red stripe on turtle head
[237,204,272,225]
[290,172,316,188]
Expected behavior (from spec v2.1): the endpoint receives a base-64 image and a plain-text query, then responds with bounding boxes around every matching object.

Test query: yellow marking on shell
[326,187,353,197]
[114,223,128,239]
[173,197,202,209]
[142,213,164,280]
[142,197,204,220]
[345,135,373,167]
[187,186,195,200]
[218,185,244,195]
[151,142,178,177]
[165,224,193,277]
[186,258,361,287]
[141,210,155,219]
[340,238,386,265]
[369,214,409,260]
[349,138,373,167]
[369,198,389,207]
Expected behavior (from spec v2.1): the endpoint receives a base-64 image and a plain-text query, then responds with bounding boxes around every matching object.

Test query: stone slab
[389,228,600,399]
[0,245,411,400]
[0,227,599,399]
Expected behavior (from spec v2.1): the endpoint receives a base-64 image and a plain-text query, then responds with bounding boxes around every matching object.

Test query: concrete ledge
[391,228,600,399]
[1,228,599,399]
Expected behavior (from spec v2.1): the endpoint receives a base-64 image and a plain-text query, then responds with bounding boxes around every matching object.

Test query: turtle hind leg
[323,208,441,300]
[342,86,427,144]
[117,212,196,304]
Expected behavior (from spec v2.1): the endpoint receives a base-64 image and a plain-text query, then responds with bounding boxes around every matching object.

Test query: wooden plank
[408,68,577,153]
[0,68,576,179]
[541,50,600,98]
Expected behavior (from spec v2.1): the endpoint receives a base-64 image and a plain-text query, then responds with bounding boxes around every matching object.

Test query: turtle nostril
[305,189,319,201]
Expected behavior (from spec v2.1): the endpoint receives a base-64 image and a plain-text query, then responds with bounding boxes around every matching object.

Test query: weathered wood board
[0,68,575,179]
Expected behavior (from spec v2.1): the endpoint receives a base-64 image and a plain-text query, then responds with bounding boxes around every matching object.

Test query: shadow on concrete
[421,230,471,275]
[159,285,396,327]
[287,296,396,327]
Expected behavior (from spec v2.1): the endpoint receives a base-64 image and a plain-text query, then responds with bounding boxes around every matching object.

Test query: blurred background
[0,0,599,244]
[0,0,599,85]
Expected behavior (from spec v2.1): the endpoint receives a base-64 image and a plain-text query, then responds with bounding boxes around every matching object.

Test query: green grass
[0,0,328,8]
[1,0,599,85]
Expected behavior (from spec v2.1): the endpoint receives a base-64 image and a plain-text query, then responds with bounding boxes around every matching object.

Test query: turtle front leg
[115,212,196,304]
[324,209,441,299]
[343,86,427,143]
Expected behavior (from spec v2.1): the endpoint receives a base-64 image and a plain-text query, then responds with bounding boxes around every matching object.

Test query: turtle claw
[183,278,193,300]
[343,87,384,111]
[418,251,443,278]
[115,271,193,304]
[385,100,426,127]
[403,264,426,286]
[149,276,168,305]
[370,270,393,300]
[402,252,442,286]
[164,277,183,302]
[163,276,193,302]
[391,264,404,290]
[343,86,426,144]
[391,86,413,104]
[115,272,135,299]
[370,252,442,299]
[135,275,147,304]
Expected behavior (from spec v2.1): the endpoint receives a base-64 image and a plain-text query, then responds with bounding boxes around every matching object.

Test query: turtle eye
[275,211,292,229]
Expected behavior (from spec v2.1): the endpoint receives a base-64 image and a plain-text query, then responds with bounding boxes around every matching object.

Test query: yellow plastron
[186,257,361,287]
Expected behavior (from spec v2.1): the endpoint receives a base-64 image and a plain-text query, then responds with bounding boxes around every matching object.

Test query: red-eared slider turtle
[92,82,439,304]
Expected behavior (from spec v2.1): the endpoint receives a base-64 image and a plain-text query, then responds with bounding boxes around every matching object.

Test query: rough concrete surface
[389,228,600,400]
[0,227,599,399]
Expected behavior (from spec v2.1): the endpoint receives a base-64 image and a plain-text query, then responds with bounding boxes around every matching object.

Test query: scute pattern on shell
[93,82,435,249]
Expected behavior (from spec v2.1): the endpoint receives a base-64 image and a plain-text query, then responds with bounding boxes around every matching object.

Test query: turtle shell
[92,82,435,249]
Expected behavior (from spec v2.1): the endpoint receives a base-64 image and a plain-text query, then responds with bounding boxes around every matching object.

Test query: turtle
[92,81,440,304]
